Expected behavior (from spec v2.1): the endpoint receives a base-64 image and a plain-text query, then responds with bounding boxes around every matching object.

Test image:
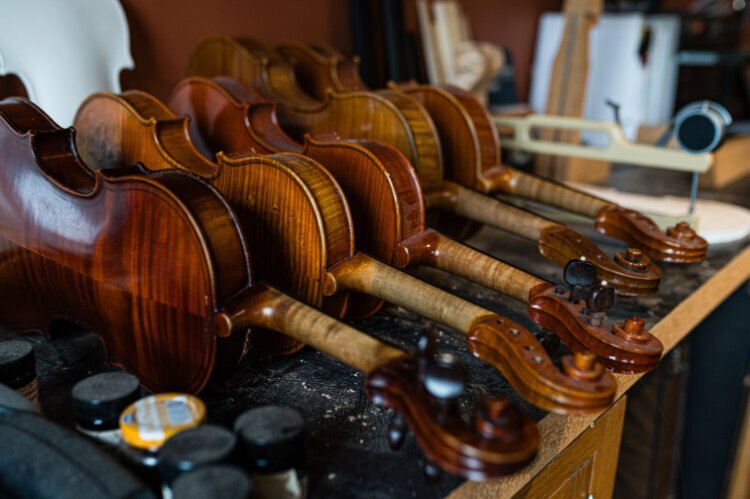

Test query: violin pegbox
[365,328,538,481]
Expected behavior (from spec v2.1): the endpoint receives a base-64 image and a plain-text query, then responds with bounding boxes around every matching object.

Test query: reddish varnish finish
[75,91,624,414]
[278,43,705,264]
[169,76,662,376]
[184,37,671,295]
[2,101,541,480]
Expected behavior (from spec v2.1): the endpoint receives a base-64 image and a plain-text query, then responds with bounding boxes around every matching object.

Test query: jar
[159,424,237,498]
[171,465,251,499]
[72,371,141,447]
[119,393,206,488]
[234,406,307,499]
[0,340,37,403]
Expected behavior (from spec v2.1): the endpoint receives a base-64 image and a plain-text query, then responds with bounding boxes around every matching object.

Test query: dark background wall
[0,0,563,102]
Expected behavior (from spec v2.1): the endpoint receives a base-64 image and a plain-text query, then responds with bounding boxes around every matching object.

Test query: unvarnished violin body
[279,41,706,263]
[185,36,664,296]
[168,76,662,375]
[75,91,623,413]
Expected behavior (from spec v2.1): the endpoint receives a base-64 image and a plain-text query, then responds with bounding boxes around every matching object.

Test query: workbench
[2,170,749,498]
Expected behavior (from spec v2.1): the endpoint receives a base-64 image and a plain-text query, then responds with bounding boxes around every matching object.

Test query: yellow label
[119,393,205,450]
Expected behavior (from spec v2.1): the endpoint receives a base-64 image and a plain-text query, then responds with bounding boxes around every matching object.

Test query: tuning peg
[387,414,407,450]
[473,398,523,440]
[564,259,597,303]
[423,460,442,483]
[417,324,438,360]
[423,353,466,401]
[584,283,616,326]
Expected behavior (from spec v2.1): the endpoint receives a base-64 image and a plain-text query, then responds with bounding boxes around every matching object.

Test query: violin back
[397,83,502,190]
[74,92,355,351]
[185,38,445,187]
[0,98,251,393]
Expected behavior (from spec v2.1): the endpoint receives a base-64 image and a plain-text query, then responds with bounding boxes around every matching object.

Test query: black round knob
[72,371,140,431]
[159,424,237,483]
[563,259,597,289]
[586,284,615,314]
[234,406,306,475]
[171,465,251,499]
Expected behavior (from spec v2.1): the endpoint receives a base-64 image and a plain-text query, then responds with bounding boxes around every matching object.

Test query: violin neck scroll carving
[366,329,539,480]
[528,260,663,373]
[595,205,708,263]
[539,225,663,296]
[465,314,616,414]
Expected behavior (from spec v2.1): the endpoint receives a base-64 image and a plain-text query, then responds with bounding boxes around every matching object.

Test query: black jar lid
[171,465,251,499]
[159,424,237,483]
[234,406,306,474]
[0,340,35,388]
[71,372,140,431]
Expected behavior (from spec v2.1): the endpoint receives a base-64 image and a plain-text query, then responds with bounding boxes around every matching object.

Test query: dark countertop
[2,169,749,499]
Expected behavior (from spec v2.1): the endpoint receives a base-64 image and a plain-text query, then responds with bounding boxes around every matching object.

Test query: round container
[119,393,206,487]
[171,465,251,499]
[72,371,141,446]
[159,424,237,484]
[0,340,37,403]
[234,406,307,499]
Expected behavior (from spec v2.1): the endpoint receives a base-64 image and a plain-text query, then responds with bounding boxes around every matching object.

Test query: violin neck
[329,252,491,334]
[215,283,405,373]
[400,230,547,303]
[425,181,555,242]
[503,169,611,218]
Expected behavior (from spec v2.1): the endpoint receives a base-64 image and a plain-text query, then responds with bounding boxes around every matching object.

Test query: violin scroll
[465,315,616,414]
[595,205,707,263]
[365,329,538,481]
[529,260,663,373]
[539,225,663,296]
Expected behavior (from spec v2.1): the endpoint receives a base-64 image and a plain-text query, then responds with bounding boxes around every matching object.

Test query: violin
[279,41,707,264]
[184,36,663,296]
[0,97,537,480]
[168,75,662,376]
[74,91,620,413]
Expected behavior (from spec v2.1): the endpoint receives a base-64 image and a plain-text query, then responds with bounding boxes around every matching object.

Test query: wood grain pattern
[166,80,650,409]
[281,45,698,268]
[168,76,660,379]
[75,90,617,414]
[536,0,604,182]
[512,396,626,499]
[451,244,750,497]
[0,97,254,394]
[276,41,367,101]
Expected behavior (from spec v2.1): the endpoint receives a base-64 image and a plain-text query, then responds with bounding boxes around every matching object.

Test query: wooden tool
[0,97,537,479]
[535,0,604,183]
[74,91,621,413]
[168,75,662,376]
[185,36,661,296]
[276,42,707,264]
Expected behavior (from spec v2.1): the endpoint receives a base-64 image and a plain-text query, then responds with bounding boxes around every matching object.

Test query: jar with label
[159,424,237,498]
[72,371,141,447]
[234,406,307,499]
[171,465,252,499]
[0,340,37,403]
[119,393,206,488]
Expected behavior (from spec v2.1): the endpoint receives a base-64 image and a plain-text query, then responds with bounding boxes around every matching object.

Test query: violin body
[168,77,660,376]
[0,98,250,393]
[276,41,368,100]
[279,42,706,264]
